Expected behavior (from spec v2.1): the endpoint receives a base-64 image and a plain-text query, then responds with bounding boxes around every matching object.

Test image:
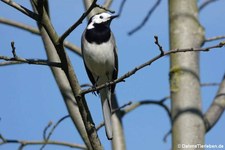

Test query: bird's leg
[94,76,100,87]
[106,72,112,91]
[92,76,100,96]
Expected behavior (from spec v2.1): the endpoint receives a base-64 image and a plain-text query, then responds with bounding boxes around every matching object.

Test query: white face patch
[87,13,112,30]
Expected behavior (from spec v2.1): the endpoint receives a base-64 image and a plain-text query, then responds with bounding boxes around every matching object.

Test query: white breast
[82,35,116,83]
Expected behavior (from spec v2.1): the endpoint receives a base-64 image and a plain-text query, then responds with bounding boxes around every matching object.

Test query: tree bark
[169,0,205,149]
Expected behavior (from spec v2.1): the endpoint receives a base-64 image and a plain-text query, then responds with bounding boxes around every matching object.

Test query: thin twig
[96,122,105,131]
[205,35,225,42]
[154,35,164,55]
[43,121,53,140]
[0,40,61,68]
[0,61,24,66]
[0,55,61,68]
[201,82,220,87]
[163,129,171,143]
[63,40,82,55]
[81,83,93,88]
[121,97,172,143]
[128,0,162,35]
[122,96,171,120]
[112,101,132,114]
[11,41,17,58]
[118,0,127,16]
[81,40,225,95]
[0,17,39,34]
[41,115,70,150]
[1,0,39,21]
[199,0,220,11]
[59,0,98,43]
[0,134,87,150]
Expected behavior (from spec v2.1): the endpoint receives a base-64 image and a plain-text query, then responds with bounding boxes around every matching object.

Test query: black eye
[99,16,103,19]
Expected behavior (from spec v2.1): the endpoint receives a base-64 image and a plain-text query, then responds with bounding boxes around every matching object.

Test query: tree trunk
[169,0,205,149]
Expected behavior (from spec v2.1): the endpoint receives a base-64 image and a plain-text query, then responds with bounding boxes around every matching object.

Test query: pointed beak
[110,15,119,20]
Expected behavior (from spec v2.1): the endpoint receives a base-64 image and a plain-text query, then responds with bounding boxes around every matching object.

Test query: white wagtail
[81,12,119,140]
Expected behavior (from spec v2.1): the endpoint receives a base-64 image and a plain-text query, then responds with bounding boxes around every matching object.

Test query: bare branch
[43,121,53,140]
[41,115,70,150]
[11,41,17,58]
[128,0,162,35]
[59,0,98,42]
[113,101,132,113]
[121,97,172,144]
[0,17,39,35]
[122,96,171,120]
[154,35,164,55]
[96,122,105,131]
[0,55,61,68]
[199,0,220,11]
[1,0,39,21]
[81,40,225,95]
[63,40,82,55]
[205,35,225,42]
[0,42,61,67]
[163,129,172,143]
[0,17,82,55]
[204,73,225,132]
[201,82,220,87]
[0,61,24,66]
[0,134,87,150]
[118,0,127,16]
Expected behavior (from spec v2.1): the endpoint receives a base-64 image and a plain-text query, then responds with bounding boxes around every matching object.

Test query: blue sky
[0,0,225,150]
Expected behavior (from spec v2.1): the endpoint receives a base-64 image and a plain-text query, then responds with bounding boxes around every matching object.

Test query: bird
[81,12,119,140]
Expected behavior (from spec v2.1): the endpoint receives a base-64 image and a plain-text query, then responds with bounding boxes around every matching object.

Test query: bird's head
[87,12,119,30]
